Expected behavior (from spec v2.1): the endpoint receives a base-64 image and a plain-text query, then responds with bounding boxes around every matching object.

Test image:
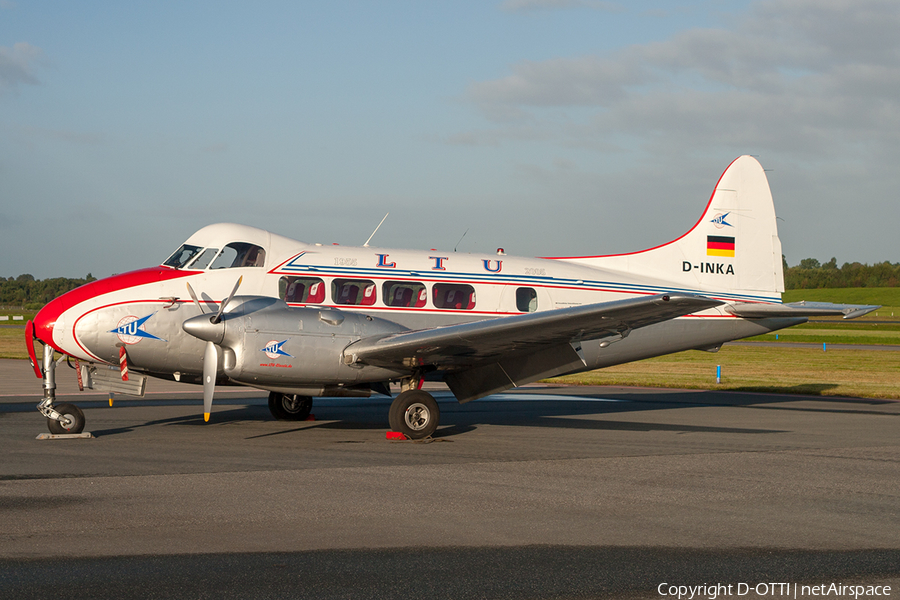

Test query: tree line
[0,274,97,309]
[784,258,900,289]
[2,259,898,308]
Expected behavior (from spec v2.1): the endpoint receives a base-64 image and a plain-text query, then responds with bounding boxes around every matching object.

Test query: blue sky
[2,0,897,279]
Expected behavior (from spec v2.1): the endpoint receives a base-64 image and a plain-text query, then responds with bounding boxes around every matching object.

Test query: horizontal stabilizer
[726,301,880,320]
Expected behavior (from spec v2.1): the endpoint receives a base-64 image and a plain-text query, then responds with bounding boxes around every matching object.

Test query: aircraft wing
[345,293,722,403]
[726,301,880,320]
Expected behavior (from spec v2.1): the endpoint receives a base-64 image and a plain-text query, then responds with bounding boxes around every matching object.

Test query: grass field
[782,287,900,307]
[1,325,34,360]
[548,345,900,400]
[746,320,900,345]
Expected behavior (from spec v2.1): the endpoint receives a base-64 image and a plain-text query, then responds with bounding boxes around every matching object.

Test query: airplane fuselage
[33,224,797,391]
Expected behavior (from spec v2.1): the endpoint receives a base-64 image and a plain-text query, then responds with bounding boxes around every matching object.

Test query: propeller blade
[212,276,243,324]
[202,340,217,422]
[186,282,205,313]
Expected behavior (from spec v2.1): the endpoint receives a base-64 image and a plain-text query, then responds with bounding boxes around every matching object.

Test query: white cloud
[469,55,646,108]
[465,0,900,161]
[0,42,43,93]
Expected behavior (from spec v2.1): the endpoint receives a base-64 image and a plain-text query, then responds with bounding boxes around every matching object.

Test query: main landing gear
[36,346,86,434]
[388,389,440,440]
[267,382,441,439]
[268,392,313,421]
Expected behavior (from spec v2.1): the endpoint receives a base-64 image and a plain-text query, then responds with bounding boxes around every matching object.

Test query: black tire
[47,403,85,434]
[388,390,439,439]
[268,392,313,421]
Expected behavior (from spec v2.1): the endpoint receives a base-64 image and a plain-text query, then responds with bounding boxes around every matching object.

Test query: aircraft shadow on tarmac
[80,386,871,439]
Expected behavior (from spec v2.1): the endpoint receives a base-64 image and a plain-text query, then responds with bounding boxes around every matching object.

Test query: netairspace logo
[657,582,892,599]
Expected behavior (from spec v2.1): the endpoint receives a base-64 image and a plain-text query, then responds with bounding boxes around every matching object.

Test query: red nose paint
[32,266,198,355]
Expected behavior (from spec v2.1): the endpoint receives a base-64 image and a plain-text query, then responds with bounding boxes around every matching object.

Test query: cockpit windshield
[163,244,203,269]
[163,240,267,270]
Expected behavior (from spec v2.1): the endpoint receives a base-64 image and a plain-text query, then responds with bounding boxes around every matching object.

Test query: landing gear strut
[389,390,440,439]
[36,346,86,434]
[268,392,313,421]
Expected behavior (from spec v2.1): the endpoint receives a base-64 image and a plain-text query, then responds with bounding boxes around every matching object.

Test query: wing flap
[445,342,586,404]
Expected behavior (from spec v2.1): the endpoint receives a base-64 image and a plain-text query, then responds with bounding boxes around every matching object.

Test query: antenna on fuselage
[453,228,469,253]
[363,213,389,247]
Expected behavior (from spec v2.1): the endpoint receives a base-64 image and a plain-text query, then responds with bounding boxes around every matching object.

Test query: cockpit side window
[163,244,202,269]
[188,248,219,270]
[209,242,267,269]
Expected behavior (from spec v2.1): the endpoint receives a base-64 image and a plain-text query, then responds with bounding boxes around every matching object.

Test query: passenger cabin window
[516,287,538,312]
[433,284,476,310]
[279,277,326,304]
[333,278,377,306]
[163,244,202,269]
[209,242,267,269]
[384,281,427,308]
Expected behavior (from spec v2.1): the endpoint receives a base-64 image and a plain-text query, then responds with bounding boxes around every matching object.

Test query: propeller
[184,277,242,422]
[213,276,243,324]
[202,338,217,422]
[186,281,204,313]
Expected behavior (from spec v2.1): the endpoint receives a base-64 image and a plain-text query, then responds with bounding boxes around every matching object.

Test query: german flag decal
[707,235,735,257]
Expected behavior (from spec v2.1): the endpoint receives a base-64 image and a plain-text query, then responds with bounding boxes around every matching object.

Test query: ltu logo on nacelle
[109,314,167,345]
[261,340,293,360]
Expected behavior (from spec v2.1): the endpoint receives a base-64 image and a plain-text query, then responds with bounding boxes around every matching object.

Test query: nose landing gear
[35,345,86,434]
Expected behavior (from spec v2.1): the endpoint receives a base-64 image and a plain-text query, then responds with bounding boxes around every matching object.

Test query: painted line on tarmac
[435,392,628,403]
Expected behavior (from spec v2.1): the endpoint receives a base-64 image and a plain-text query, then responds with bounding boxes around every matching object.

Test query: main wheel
[388,390,439,439]
[47,403,85,434]
[268,392,313,421]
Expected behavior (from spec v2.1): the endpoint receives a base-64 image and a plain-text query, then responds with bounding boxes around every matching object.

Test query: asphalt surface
[1,358,898,599]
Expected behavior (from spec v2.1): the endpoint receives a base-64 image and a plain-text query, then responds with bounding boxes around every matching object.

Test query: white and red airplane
[26,156,876,438]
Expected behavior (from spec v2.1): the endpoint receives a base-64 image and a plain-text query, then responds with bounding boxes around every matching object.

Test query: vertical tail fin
[555,156,784,302]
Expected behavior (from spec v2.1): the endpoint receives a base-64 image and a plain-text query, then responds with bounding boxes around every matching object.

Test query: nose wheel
[389,390,440,439]
[46,403,85,434]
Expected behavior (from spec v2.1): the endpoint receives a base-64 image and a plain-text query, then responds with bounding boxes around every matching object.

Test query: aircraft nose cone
[32,300,58,347]
[182,314,225,345]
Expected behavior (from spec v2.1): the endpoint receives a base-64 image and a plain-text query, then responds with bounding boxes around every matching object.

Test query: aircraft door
[499,286,548,313]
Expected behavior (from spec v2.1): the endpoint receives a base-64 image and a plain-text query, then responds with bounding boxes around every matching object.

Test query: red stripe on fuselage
[33,266,199,355]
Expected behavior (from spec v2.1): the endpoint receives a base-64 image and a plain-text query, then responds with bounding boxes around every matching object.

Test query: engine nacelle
[184,297,408,390]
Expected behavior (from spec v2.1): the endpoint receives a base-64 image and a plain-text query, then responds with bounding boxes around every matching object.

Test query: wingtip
[203,412,210,422]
